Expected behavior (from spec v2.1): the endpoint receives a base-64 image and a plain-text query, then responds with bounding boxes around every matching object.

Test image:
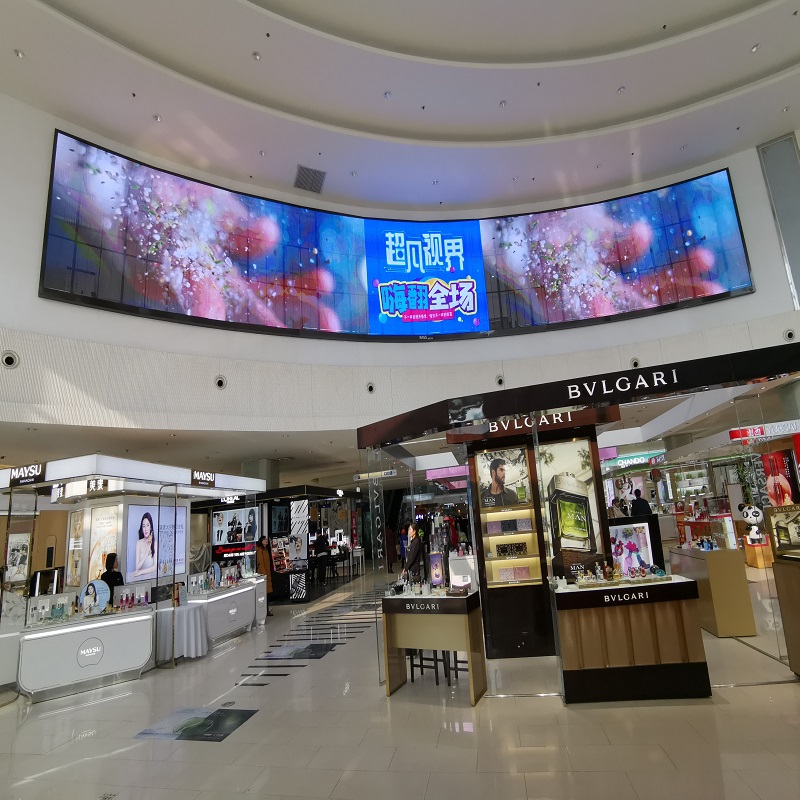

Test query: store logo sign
[405,601,441,612]
[191,470,216,487]
[603,591,649,604]
[9,462,44,487]
[76,637,104,667]
[567,369,679,401]
[228,601,238,619]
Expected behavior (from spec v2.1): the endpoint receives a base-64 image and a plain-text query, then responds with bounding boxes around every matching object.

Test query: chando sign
[603,451,665,470]
[76,637,104,667]
[8,462,45,487]
[191,469,216,487]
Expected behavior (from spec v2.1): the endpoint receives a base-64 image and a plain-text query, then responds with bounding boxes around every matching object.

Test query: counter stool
[407,649,448,685]
[442,651,468,685]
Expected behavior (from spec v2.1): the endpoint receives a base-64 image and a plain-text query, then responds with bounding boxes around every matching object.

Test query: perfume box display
[513,566,531,581]
[497,567,516,582]
[501,519,518,533]
[486,521,502,534]
[496,542,528,557]
[516,517,533,532]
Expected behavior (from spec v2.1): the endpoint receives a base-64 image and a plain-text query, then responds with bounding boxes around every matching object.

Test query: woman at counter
[130,512,157,579]
[100,553,124,595]
[256,535,273,615]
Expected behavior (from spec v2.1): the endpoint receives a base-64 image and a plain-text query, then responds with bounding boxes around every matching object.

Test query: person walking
[256,535,274,615]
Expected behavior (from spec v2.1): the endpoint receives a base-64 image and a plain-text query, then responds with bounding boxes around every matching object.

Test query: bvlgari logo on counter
[9,462,45,487]
[604,591,649,604]
[405,601,441,612]
[76,637,104,667]
[566,369,679,401]
[191,469,216,487]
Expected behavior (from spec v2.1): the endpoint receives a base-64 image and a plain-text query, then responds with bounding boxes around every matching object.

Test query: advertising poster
[429,552,444,586]
[136,708,257,742]
[609,523,654,577]
[125,505,187,583]
[289,499,309,569]
[475,447,532,510]
[765,505,800,561]
[5,533,31,584]
[88,506,119,582]
[271,505,289,534]
[66,510,84,586]
[43,132,751,340]
[761,450,799,507]
[270,537,290,573]
[79,579,111,614]
[211,507,258,562]
[365,218,489,337]
[539,439,605,578]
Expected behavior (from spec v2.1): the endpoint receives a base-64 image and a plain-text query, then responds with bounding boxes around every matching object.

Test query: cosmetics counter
[1,454,266,701]
[551,574,710,703]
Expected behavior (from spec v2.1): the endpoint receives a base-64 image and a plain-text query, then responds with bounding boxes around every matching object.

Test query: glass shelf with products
[480,507,542,587]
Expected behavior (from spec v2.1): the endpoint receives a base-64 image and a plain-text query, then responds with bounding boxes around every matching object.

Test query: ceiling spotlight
[258,149,265,156]
[153,114,162,122]
[595,163,601,169]
[252,51,261,60]
[512,176,518,182]
[617,86,626,93]
[680,144,688,150]
[383,91,392,98]
[13,49,25,59]
[350,170,357,177]
[783,106,790,112]
[751,43,760,52]
[499,100,507,107]
[432,179,438,185]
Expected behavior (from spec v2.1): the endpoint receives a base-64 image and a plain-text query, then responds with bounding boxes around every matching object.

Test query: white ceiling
[1,0,798,213]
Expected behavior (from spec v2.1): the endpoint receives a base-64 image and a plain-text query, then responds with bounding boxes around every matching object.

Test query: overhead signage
[191,470,216,487]
[729,420,800,442]
[220,495,241,505]
[446,406,621,443]
[567,369,680,402]
[9,462,46,487]
[649,454,668,466]
[353,469,397,481]
[602,450,665,470]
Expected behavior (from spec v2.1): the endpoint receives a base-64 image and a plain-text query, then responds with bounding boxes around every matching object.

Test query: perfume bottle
[547,473,595,552]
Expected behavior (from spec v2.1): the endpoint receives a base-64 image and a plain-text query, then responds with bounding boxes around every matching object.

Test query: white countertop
[554,574,692,595]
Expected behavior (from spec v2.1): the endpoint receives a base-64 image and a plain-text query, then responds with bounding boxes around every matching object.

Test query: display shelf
[484,531,536,538]
[486,554,539,562]
[479,506,541,588]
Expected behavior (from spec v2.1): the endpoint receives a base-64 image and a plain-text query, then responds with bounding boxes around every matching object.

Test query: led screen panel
[40,131,752,340]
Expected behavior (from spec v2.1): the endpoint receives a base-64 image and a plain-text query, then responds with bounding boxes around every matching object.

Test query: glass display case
[480,507,542,588]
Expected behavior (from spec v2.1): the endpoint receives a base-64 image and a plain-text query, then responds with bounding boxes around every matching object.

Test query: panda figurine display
[738,503,765,545]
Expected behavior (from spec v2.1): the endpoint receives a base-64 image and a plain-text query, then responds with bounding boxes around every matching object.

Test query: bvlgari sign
[191,470,216,488]
[9,462,45,487]
[566,369,680,401]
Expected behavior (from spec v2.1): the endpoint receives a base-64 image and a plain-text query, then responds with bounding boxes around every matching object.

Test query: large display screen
[41,131,753,340]
[125,504,187,582]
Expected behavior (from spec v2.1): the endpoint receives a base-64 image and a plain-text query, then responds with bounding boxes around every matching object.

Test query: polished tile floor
[1,573,799,800]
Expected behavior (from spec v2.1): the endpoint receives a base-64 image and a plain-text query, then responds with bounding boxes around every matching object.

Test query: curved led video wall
[40,131,753,340]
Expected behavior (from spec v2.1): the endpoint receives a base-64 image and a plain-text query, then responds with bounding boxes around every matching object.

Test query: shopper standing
[256,535,274,615]
[630,489,652,516]
[402,523,422,584]
[399,527,408,567]
[314,530,330,585]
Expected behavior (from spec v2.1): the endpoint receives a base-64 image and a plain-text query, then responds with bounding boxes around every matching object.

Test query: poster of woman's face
[475,447,533,510]
[125,504,186,583]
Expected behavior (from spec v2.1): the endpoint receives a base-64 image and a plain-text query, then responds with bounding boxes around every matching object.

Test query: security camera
[784,329,796,342]
[1,350,19,369]
[630,358,641,369]
[214,375,227,390]
[495,374,505,387]
[366,382,375,394]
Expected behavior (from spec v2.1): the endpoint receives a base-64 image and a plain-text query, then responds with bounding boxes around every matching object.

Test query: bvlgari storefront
[358,341,800,701]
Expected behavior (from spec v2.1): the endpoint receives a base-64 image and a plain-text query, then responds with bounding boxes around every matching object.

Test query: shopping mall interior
[3,2,800,799]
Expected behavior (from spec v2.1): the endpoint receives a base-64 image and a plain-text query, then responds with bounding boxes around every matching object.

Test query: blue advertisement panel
[40,131,753,340]
[364,219,488,336]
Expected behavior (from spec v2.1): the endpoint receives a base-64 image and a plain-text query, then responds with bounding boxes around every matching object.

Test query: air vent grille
[294,165,326,194]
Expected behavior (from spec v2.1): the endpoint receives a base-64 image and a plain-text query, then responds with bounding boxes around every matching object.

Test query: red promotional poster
[761,450,799,507]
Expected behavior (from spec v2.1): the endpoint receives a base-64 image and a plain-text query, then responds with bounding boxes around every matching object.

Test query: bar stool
[407,649,448,685]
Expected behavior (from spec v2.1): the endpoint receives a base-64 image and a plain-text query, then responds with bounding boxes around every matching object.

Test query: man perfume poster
[475,447,532,510]
[539,438,604,578]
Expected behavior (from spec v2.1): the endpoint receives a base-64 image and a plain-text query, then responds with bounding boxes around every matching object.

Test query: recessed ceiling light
[751,43,760,52]
[680,144,688,150]
[383,91,392,99]
[432,179,438,185]
[618,86,626,93]
[13,49,25,59]
[153,114,162,122]
[252,51,261,60]
[595,164,601,169]
[282,434,290,438]
[783,106,790,112]
[512,176,518,182]
[350,170,357,177]
[259,149,265,156]
[499,100,507,107]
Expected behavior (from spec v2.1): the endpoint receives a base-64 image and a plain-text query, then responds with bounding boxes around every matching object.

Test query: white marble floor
[1,573,799,800]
